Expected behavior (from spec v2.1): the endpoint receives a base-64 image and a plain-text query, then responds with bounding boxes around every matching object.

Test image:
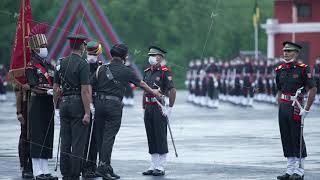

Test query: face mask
[281,58,294,64]
[160,59,166,66]
[87,55,98,63]
[38,48,48,58]
[148,56,158,65]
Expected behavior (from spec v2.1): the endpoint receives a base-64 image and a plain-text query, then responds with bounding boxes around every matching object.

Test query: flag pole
[255,23,258,60]
[292,2,297,42]
[22,0,26,68]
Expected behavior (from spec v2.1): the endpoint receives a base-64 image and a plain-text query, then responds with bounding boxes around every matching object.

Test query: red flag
[9,0,33,85]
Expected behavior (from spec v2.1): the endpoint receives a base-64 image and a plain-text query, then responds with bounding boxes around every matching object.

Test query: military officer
[275,41,317,180]
[142,46,176,176]
[53,34,92,180]
[81,40,103,178]
[91,44,161,180]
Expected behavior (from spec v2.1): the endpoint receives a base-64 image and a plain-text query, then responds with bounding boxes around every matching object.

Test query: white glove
[239,80,244,85]
[90,103,95,116]
[47,89,53,95]
[3,81,7,86]
[54,109,60,123]
[299,108,309,120]
[164,107,172,118]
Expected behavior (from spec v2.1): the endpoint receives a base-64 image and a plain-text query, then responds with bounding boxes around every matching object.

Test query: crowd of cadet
[185,56,320,108]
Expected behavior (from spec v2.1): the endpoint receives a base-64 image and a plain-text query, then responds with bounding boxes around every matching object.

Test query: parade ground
[0,90,319,180]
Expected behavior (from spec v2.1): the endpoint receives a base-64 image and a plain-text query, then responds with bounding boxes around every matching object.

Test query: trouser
[60,97,89,177]
[144,104,168,154]
[18,101,32,171]
[95,99,123,165]
[279,102,307,158]
[82,116,98,173]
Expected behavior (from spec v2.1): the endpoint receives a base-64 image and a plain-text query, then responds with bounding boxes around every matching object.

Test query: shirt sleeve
[25,67,39,87]
[303,66,316,89]
[163,70,175,90]
[79,61,90,85]
[128,68,141,86]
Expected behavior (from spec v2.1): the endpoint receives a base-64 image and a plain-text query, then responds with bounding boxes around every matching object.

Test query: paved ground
[0,90,319,180]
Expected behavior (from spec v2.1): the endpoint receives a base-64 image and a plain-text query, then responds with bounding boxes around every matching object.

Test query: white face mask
[281,58,294,64]
[160,59,166,66]
[38,48,48,58]
[148,56,158,65]
[87,55,98,63]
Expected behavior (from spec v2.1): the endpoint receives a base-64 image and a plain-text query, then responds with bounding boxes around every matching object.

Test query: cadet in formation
[25,23,58,180]
[275,41,317,180]
[91,44,161,180]
[0,64,8,101]
[142,46,176,176]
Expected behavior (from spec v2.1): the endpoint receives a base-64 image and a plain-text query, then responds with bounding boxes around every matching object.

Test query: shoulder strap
[34,63,53,86]
[95,64,114,81]
[105,64,114,81]
[95,64,103,79]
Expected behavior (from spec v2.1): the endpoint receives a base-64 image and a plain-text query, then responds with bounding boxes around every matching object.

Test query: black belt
[62,94,81,101]
[94,94,121,102]
[30,92,49,96]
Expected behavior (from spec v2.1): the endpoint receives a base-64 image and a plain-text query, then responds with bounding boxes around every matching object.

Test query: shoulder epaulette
[161,66,171,72]
[275,64,284,71]
[296,63,308,68]
[144,67,151,72]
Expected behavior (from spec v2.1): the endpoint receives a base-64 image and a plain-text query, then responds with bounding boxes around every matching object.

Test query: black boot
[22,170,34,179]
[44,174,58,180]
[96,164,116,180]
[289,173,304,180]
[108,165,120,179]
[277,173,291,180]
[152,169,165,176]
[142,170,154,176]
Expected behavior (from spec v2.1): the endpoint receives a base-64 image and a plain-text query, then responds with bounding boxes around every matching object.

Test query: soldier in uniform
[256,60,266,101]
[206,57,219,108]
[25,23,57,180]
[185,60,193,102]
[53,34,92,180]
[275,42,317,180]
[81,41,103,178]
[142,46,176,176]
[15,83,33,178]
[243,57,255,107]
[91,44,160,179]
